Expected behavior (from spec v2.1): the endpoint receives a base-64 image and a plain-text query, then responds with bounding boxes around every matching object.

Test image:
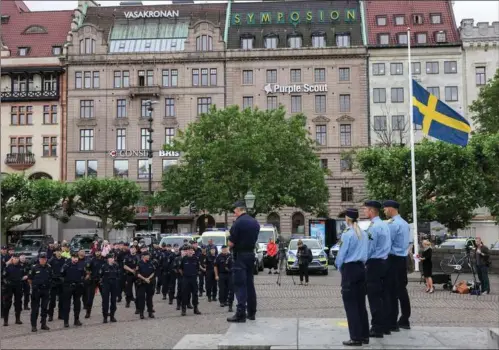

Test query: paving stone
[173,335,226,349]
[418,327,489,348]
[489,328,499,350]
[377,329,440,347]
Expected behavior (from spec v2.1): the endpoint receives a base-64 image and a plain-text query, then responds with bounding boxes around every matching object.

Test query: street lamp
[244,190,256,212]
[145,100,158,232]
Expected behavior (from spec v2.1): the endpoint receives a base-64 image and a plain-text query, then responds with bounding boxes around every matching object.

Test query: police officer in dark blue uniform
[227,200,260,323]
[191,241,203,295]
[123,245,139,310]
[174,246,185,310]
[363,200,392,338]
[136,251,156,319]
[204,247,217,302]
[19,254,31,311]
[76,249,89,312]
[100,253,120,323]
[215,245,233,308]
[116,242,129,302]
[84,247,105,318]
[2,253,27,326]
[61,253,86,328]
[160,244,174,301]
[179,245,201,316]
[335,208,369,346]
[28,252,52,332]
[48,248,65,321]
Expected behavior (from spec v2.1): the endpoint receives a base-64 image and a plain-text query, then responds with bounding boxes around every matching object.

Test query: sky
[23,0,499,25]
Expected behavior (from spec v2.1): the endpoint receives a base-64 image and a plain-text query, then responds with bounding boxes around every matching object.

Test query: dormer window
[18,47,29,56]
[416,33,427,44]
[378,34,390,45]
[376,16,387,26]
[312,32,326,48]
[23,25,48,34]
[1,15,10,24]
[336,33,350,47]
[413,14,424,25]
[435,31,447,43]
[394,15,405,25]
[241,34,254,50]
[196,35,213,51]
[397,33,408,45]
[264,34,278,49]
[52,46,62,56]
[288,34,302,49]
[430,13,442,24]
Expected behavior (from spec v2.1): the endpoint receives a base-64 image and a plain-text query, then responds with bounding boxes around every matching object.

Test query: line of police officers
[1,239,236,332]
[335,200,412,346]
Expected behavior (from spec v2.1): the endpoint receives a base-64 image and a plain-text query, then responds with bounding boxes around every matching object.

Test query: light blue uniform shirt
[336,226,368,271]
[367,216,391,260]
[388,214,410,257]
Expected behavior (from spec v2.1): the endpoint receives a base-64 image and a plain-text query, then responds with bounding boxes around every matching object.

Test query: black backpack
[307,248,313,263]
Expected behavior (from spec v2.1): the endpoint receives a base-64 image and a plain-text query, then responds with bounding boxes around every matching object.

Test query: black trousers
[198,271,205,293]
[161,271,171,297]
[206,269,217,299]
[176,275,183,307]
[136,281,154,313]
[168,273,177,302]
[81,280,89,311]
[85,279,102,310]
[3,283,22,321]
[62,283,83,323]
[156,268,163,293]
[218,273,230,304]
[299,264,309,283]
[22,280,30,308]
[386,255,411,328]
[118,270,126,300]
[341,262,369,342]
[101,279,118,317]
[182,276,198,307]
[125,274,136,303]
[30,286,49,327]
[366,258,387,333]
[48,282,63,318]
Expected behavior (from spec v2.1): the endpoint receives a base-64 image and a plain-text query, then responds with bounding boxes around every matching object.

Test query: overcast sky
[24,0,499,25]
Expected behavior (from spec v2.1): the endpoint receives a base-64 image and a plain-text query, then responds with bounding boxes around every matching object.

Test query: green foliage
[356,139,485,231]
[161,105,329,217]
[72,177,142,239]
[469,69,499,134]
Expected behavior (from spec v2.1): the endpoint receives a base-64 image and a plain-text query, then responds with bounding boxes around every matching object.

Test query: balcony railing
[5,153,36,170]
[1,89,59,102]
[129,85,161,98]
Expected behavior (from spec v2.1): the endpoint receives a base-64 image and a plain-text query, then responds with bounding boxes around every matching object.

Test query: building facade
[226,1,369,234]
[365,0,464,146]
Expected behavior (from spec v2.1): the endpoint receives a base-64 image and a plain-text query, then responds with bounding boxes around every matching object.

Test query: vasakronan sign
[264,83,328,94]
[231,9,357,26]
[124,10,179,19]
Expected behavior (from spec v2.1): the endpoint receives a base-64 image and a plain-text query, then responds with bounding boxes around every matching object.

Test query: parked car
[15,235,54,263]
[329,221,371,269]
[436,237,476,250]
[159,234,194,248]
[491,241,499,250]
[286,236,328,275]
[69,233,101,255]
[254,243,264,275]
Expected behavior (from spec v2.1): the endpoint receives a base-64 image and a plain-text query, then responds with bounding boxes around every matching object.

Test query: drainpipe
[359,0,368,47]
[223,0,232,228]
[359,1,371,145]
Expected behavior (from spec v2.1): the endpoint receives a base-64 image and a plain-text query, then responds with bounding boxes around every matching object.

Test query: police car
[286,236,328,275]
[159,233,195,248]
[329,221,371,268]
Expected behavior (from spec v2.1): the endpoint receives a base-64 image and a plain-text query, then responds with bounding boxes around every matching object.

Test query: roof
[227,0,363,49]
[1,1,73,57]
[364,0,460,47]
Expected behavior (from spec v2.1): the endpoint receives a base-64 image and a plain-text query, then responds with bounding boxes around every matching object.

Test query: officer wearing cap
[153,243,163,295]
[179,245,202,316]
[84,247,105,319]
[160,243,174,301]
[170,244,182,307]
[383,200,411,331]
[204,246,218,303]
[227,199,260,323]
[363,200,391,338]
[2,253,27,326]
[28,252,52,332]
[47,248,66,321]
[136,251,156,319]
[336,208,369,346]
[1,245,8,263]
[99,253,120,323]
[190,240,204,296]
[117,242,129,303]
[215,245,234,311]
[123,245,139,310]
[61,253,86,328]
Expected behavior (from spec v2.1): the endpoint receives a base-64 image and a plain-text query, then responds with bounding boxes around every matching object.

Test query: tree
[469,68,499,134]
[356,139,485,232]
[72,177,142,239]
[372,104,410,147]
[161,105,329,217]
[1,174,70,242]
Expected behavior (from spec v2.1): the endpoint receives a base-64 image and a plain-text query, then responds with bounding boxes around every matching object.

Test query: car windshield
[289,240,322,250]
[160,237,190,247]
[440,240,466,248]
[15,238,42,251]
[71,237,94,250]
[202,236,226,246]
[257,230,274,243]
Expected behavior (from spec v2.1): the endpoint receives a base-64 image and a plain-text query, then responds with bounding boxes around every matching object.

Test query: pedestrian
[2,253,26,326]
[205,247,218,302]
[28,252,52,332]
[47,248,66,321]
[474,237,491,295]
[123,246,139,310]
[363,200,391,338]
[266,239,279,274]
[383,200,412,331]
[19,254,31,311]
[179,245,201,316]
[136,251,155,319]
[84,247,105,318]
[297,240,312,286]
[335,208,369,346]
[100,253,120,323]
[420,240,434,293]
[101,240,112,257]
[46,243,55,260]
[227,200,260,323]
[61,253,86,328]
[215,246,233,309]
[61,244,71,259]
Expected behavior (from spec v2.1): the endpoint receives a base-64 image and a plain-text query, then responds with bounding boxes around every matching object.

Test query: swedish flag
[412,80,471,146]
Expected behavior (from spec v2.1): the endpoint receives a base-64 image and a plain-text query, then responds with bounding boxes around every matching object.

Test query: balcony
[5,153,36,171]
[1,89,59,102]
[129,85,161,98]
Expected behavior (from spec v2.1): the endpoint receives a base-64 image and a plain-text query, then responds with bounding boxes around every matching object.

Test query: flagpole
[407,27,420,271]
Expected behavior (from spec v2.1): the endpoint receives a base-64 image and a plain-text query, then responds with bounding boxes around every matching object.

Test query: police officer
[198,247,207,297]
[174,246,186,310]
[123,246,139,310]
[136,251,155,319]
[383,200,412,331]
[363,200,391,338]
[215,246,232,308]
[48,248,65,321]
[77,249,88,310]
[160,244,173,301]
[169,244,180,306]
[227,200,260,323]
[28,252,52,332]
[191,241,203,295]
[100,253,120,323]
[19,254,31,311]
[179,245,201,316]
[2,253,26,326]
[205,247,218,302]
[61,253,86,328]
[335,208,369,346]
[116,243,129,302]
[46,243,55,260]
[84,247,105,318]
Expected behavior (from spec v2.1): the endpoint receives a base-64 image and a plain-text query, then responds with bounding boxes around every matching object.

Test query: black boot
[135,309,139,315]
[228,305,233,312]
[84,309,91,319]
[187,304,193,309]
[181,307,186,316]
[103,315,108,323]
[168,299,173,305]
[41,321,50,330]
[125,301,130,308]
[247,313,256,321]
[176,304,181,311]
[48,315,53,322]
[227,312,246,323]
[199,291,203,297]
[148,312,155,318]
[194,306,201,315]
[74,318,82,326]
[15,313,22,325]
[24,304,30,311]
[3,315,8,326]
[64,321,69,328]
[342,340,362,346]
[208,296,212,302]
[32,326,37,332]
[162,295,166,300]
[140,312,144,320]
[110,314,117,322]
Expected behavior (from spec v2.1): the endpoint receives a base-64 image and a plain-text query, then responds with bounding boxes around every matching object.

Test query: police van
[159,233,195,248]
[257,224,278,267]
[201,228,230,252]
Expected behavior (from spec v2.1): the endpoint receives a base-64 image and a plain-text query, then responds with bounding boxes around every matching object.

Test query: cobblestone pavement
[1,268,498,349]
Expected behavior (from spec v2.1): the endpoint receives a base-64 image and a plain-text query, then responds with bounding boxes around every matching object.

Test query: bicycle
[439,252,470,274]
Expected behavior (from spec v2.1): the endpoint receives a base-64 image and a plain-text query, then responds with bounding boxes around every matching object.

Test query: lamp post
[146,100,158,232]
[244,190,256,215]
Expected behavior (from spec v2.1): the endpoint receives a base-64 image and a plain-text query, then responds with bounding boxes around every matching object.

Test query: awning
[1,66,64,74]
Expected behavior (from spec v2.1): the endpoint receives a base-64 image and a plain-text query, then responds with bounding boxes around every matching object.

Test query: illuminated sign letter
[330,11,340,21]
[318,10,324,22]
[306,11,313,22]
[277,12,284,24]
[289,11,300,23]
[247,12,255,24]
[260,12,271,24]
[232,13,240,25]
[346,9,356,21]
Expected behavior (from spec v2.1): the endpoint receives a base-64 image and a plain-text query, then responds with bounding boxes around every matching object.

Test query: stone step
[489,328,499,350]
[173,334,226,349]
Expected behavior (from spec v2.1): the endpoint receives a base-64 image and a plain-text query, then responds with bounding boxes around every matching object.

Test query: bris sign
[231,9,357,26]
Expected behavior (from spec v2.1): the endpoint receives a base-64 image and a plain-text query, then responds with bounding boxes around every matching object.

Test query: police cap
[232,200,246,209]
[123,242,129,247]
[364,200,382,209]
[189,240,195,245]
[13,253,21,258]
[161,243,167,247]
[345,208,359,220]
[383,200,400,209]
[141,251,150,257]
[221,245,228,249]
[71,252,79,258]
[8,245,14,250]
[166,244,172,247]
[173,243,179,248]
[39,252,47,259]
[1,246,7,250]
[107,253,115,259]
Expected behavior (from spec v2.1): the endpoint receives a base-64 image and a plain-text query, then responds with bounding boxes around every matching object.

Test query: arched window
[264,33,278,49]
[287,33,302,49]
[23,25,47,34]
[312,31,326,48]
[196,35,213,51]
[80,38,96,54]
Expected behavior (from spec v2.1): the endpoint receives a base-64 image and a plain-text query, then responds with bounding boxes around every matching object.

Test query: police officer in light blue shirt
[363,200,391,338]
[336,208,369,347]
[383,200,412,332]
